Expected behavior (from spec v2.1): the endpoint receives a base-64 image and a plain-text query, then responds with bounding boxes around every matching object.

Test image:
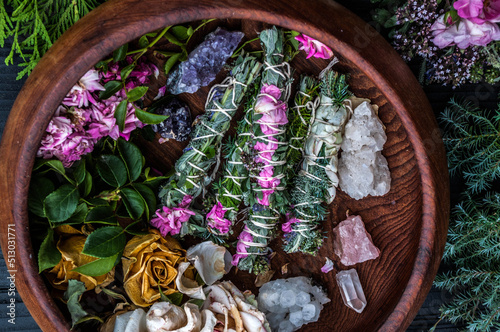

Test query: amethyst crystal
[151,98,192,142]
[166,28,244,95]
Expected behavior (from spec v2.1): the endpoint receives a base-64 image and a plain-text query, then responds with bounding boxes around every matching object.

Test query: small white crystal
[336,269,367,313]
[289,311,303,327]
[338,101,391,200]
[279,320,295,332]
[295,291,311,307]
[301,304,316,321]
[280,290,296,308]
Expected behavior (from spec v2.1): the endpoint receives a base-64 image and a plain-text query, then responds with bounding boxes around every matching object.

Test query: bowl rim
[0,0,449,331]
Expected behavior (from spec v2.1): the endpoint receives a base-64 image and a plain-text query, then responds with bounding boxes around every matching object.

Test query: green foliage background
[0,0,106,79]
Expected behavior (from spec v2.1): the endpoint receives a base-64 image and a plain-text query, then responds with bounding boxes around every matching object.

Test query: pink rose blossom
[454,0,500,24]
[282,215,300,233]
[431,14,500,48]
[63,69,104,108]
[321,257,334,273]
[295,34,333,59]
[206,202,232,234]
[150,197,195,237]
[231,229,253,266]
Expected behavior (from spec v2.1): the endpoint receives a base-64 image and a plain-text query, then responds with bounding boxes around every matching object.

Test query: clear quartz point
[335,269,367,313]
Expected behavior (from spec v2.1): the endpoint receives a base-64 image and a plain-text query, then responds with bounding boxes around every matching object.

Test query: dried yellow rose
[122,229,194,307]
[46,233,115,291]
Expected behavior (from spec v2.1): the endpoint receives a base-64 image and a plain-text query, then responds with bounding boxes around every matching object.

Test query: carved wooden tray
[0,0,449,331]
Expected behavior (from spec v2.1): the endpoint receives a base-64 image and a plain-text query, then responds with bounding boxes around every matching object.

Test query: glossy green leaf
[65,203,89,225]
[171,25,189,40]
[100,80,123,100]
[115,100,128,132]
[82,226,125,258]
[96,155,127,188]
[38,229,62,273]
[117,139,143,182]
[120,187,145,219]
[120,63,135,81]
[28,177,54,217]
[138,35,149,48]
[73,160,86,185]
[164,52,182,76]
[85,205,117,225]
[133,183,156,220]
[72,252,120,277]
[113,43,128,62]
[127,86,148,103]
[81,170,93,197]
[134,108,168,125]
[44,184,80,223]
[33,159,66,174]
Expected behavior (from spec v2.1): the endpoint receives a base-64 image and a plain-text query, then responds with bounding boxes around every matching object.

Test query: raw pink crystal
[333,215,380,266]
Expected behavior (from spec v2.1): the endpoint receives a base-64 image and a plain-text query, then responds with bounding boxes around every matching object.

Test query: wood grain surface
[0,0,449,331]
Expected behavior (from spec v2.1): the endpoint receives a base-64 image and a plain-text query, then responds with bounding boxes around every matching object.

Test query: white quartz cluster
[257,277,330,332]
[338,101,391,200]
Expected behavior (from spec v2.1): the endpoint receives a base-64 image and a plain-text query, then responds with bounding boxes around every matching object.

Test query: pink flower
[255,84,282,113]
[454,0,500,24]
[431,15,500,48]
[63,69,104,108]
[321,257,334,273]
[150,201,195,237]
[256,190,273,206]
[282,215,300,233]
[231,229,253,266]
[206,202,232,234]
[254,141,278,165]
[295,34,333,59]
[179,195,193,208]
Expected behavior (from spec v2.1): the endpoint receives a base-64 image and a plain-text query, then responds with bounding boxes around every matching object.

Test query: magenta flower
[256,190,273,206]
[431,14,500,48]
[206,202,232,234]
[321,257,334,273]
[255,84,283,113]
[231,228,253,266]
[62,69,104,108]
[150,199,195,237]
[295,34,333,59]
[282,215,300,233]
[454,0,500,24]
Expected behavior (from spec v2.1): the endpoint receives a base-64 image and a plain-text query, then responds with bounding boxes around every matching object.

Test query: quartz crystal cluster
[333,215,380,266]
[258,277,330,332]
[166,28,244,95]
[151,98,192,142]
[338,101,391,200]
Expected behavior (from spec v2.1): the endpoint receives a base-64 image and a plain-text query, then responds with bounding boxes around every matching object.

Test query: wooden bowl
[0,0,449,331]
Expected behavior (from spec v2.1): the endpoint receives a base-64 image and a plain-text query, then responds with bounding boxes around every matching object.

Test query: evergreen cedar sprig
[2,0,106,79]
[236,27,292,275]
[432,192,500,332]
[439,98,500,193]
[285,76,319,169]
[157,55,262,236]
[283,71,350,255]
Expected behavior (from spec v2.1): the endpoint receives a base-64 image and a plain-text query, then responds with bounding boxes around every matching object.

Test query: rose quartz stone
[333,215,380,266]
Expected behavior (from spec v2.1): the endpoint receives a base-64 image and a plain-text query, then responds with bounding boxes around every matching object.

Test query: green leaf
[124,220,148,235]
[85,205,117,225]
[72,253,120,277]
[186,26,194,37]
[155,50,180,57]
[44,184,80,223]
[38,229,62,273]
[66,203,89,225]
[171,26,189,40]
[113,43,128,62]
[33,159,66,174]
[115,100,128,132]
[82,226,125,258]
[64,280,88,328]
[97,155,128,188]
[120,63,135,81]
[120,187,145,219]
[118,139,143,182]
[138,35,149,48]
[164,32,184,46]
[133,183,156,220]
[73,160,86,185]
[162,289,183,306]
[100,81,123,100]
[134,108,168,125]
[29,177,54,217]
[164,52,182,76]
[81,170,93,197]
[127,86,148,102]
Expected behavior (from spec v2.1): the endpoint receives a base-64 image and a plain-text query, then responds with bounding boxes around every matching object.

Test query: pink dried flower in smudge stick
[150,195,195,236]
[206,202,232,234]
[295,34,333,59]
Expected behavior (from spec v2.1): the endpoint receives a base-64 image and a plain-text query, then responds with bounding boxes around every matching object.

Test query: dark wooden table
[2,1,492,330]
